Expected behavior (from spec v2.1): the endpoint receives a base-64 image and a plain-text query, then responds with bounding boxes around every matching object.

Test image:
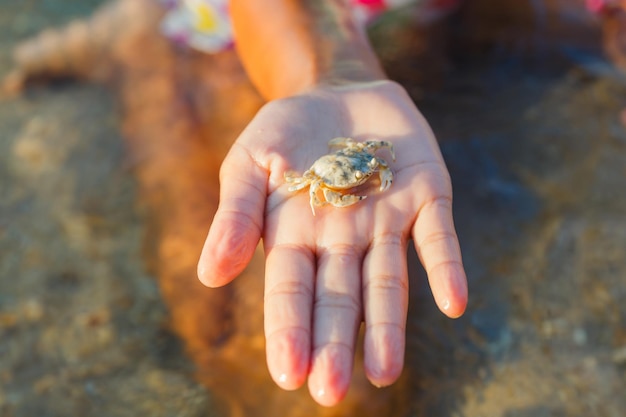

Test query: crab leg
[327,137,354,148]
[379,165,393,191]
[323,188,366,209]
[309,181,327,215]
[284,171,311,192]
[365,140,396,162]
[286,180,310,192]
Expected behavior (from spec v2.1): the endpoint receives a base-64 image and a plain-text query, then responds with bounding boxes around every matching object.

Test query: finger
[362,231,408,387]
[412,194,468,318]
[308,243,362,407]
[197,144,267,287]
[264,243,314,390]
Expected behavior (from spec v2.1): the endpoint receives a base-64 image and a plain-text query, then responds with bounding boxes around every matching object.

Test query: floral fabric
[159,0,461,53]
[160,1,616,54]
[160,0,233,52]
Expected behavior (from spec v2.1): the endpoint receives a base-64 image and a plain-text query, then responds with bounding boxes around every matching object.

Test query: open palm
[198,80,468,406]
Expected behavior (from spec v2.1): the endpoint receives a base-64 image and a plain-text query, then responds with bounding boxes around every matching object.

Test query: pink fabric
[160,0,464,53]
[353,0,387,15]
[355,0,386,7]
[586,0,626,14]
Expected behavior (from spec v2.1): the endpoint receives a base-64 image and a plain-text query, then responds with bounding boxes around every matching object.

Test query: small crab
[284,137,395,215]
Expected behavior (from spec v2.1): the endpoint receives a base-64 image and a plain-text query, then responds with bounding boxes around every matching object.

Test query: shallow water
[1,0,625,416]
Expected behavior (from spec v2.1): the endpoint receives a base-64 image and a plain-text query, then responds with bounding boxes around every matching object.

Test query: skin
[197,0,468,407]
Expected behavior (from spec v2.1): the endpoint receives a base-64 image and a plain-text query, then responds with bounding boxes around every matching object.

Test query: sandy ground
[0,1,625,416]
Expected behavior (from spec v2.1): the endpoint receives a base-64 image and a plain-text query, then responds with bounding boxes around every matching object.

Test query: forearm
[230,0,386,100]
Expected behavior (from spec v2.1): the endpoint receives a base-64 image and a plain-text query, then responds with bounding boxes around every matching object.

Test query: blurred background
[0,0,625,416]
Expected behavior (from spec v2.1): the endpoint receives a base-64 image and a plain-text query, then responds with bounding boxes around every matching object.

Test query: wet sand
[1,1,625,416]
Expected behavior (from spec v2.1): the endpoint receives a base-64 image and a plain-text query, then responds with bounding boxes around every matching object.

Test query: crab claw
[379,167,393,191]
[323,189,367,209]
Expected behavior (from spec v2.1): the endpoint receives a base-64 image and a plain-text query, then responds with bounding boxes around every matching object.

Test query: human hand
[197,80,468,406]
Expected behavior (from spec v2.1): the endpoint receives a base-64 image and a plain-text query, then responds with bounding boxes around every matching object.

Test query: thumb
[198,144,267,287]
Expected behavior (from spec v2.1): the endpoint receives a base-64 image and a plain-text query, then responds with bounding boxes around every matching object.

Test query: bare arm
[230,0,386,99]
[199,0,468,407]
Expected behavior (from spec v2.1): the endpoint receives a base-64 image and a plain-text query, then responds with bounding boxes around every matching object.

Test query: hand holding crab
[285,137,395,214]
[197,81,468,407]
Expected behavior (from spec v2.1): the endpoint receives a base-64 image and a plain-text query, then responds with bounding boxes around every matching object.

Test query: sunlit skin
[197,0,468,407]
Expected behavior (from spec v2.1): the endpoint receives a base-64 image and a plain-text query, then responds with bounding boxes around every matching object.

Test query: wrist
[231,0,386,100]
[314,29,387,89]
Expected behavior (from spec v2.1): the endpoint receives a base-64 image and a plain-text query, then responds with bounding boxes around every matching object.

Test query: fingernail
[442,267,468,317]
[307,345,351,406]
[267,331,309,390]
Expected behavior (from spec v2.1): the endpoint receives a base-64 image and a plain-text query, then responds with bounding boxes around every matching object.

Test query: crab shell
[307,151,380,188]
[285,138,395,214]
